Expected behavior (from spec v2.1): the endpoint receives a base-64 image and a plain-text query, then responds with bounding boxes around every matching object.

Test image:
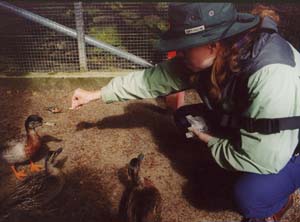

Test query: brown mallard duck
[0,115,43,180]
[0,147,65,221]
[119,153,162,222]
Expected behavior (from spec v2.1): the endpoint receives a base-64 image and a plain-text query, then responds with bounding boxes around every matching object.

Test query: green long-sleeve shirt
[101,46,300,174]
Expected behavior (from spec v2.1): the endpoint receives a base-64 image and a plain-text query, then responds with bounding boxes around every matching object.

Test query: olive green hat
[157,3,260,52]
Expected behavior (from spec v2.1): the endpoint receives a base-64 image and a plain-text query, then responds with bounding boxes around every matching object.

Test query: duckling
[0,147,65,220]
[119,153,162,222]
[1,115,43,180]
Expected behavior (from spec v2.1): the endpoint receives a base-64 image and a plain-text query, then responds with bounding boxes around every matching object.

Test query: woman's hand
[70,88,101,110]
[188,127,213,144]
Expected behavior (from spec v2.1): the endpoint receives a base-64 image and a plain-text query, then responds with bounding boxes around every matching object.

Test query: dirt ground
[0,78,300,222]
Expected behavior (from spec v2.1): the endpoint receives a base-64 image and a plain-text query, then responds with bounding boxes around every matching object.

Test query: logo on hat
[184,25,205,35]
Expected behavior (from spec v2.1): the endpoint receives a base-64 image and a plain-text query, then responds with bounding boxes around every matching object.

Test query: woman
[71,3,300,221]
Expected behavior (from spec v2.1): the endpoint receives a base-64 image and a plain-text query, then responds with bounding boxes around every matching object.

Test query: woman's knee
[234,177,253,206]
[233,173,293,218]
[233,174,273,217]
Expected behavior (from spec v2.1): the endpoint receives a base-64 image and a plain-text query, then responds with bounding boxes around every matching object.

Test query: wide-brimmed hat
[157,3,260,52]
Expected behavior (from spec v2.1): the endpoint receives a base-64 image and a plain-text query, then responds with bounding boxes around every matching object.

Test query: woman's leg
[234,155,300,219]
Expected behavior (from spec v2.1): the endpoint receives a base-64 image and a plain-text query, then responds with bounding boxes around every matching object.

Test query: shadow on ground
[76,102,240,212]
[0,166,117,222]
[49,166,117,222]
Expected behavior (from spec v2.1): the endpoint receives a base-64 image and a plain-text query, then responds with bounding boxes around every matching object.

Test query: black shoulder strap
[220,114,300,134]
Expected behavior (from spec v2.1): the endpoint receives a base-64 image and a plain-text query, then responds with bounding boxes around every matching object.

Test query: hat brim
[156,13,260,52]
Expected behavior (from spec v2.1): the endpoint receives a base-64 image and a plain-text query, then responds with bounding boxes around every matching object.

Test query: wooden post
[74,2,87,71]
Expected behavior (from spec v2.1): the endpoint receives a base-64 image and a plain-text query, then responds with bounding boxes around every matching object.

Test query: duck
[0,147,65,221]
[1,115,44,180]
[119,153,162,222]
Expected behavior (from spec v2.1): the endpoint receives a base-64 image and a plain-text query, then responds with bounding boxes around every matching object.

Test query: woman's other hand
[70,88,101,110]
[188,127,213,144]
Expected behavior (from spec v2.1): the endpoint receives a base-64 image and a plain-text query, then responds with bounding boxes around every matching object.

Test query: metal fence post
[74,2,87,71]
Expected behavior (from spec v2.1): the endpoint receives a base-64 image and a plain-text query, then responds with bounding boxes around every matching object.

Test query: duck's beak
[32,121,43,128]
[39,120,44,127]
[43,121,56,127]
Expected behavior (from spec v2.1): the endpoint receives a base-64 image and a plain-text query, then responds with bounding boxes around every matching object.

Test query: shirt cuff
[100,85,117,103]
[207,137,220,147]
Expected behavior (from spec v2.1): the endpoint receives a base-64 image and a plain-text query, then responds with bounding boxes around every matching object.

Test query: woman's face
[178,43,220,72]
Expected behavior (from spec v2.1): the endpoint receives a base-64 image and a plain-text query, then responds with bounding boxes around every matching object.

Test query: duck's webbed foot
[11,165,27,180]
[30,161,43,172]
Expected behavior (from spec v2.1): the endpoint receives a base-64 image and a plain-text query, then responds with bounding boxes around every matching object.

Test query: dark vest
[193,17,297,146]
[198,17,295,117]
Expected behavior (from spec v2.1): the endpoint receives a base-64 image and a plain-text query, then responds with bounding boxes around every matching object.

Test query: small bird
[0,115,44,180]
[0,147,65,221]
[45,106,62,114]
[119,153,162,222]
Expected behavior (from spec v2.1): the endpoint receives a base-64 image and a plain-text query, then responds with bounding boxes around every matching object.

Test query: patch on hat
[185,25,205,34]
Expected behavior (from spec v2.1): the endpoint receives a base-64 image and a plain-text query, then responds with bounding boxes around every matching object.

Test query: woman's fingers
[70,89,82,110]
[188,126,213,143]
[70,100,79,110]
[188,126,201,137]
[70,88,100,110]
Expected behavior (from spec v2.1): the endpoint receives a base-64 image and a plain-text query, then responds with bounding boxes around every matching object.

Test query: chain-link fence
[0,2,300,74]
[0,2,80,73]
[0,2,168,73]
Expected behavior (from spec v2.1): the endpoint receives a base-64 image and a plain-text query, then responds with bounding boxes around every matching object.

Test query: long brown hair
[206,4,280,102]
